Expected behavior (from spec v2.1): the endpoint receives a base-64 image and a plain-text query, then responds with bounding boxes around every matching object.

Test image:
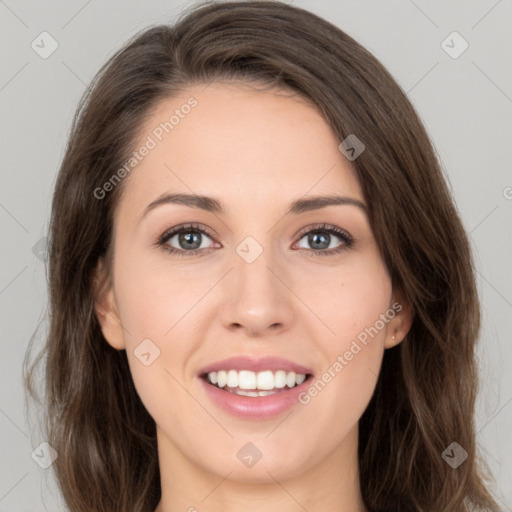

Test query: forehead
[116,81,364,221]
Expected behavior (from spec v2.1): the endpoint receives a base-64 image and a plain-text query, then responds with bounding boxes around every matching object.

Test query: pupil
[309,232,329,250]
[180,231,201,250]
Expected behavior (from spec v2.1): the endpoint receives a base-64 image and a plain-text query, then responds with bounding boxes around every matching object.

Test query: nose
[219,247,295,337]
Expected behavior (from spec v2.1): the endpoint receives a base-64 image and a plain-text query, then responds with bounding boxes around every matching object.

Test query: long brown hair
[24,1,499,511]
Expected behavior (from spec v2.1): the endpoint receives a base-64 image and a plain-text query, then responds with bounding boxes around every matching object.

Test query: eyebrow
[140,192,368,220]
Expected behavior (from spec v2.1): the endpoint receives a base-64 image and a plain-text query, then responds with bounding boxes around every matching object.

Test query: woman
[24,1,500,511]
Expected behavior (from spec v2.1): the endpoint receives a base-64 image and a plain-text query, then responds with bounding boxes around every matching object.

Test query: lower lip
[198,376,313,420]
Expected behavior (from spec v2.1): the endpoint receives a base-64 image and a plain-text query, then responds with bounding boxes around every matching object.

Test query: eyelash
[155,222,354,258]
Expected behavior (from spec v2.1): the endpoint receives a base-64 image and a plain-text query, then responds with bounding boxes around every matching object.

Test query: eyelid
[295,222,351,240]
[157,222,217,245]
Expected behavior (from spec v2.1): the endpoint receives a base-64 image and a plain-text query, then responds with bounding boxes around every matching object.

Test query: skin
[94,81,413,512]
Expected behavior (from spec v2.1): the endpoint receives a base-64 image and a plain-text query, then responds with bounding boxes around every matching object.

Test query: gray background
[1,0,511,510]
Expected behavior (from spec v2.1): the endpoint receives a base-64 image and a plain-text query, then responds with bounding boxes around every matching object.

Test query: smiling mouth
[201,370,314,397]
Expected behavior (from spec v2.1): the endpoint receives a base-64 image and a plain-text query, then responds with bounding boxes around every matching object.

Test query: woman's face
[95,81,410,484]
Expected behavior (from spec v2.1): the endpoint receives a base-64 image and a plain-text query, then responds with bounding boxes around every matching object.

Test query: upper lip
[198,356,314,376]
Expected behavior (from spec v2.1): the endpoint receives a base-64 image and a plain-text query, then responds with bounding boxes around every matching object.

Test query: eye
[156,222,354,258]
[157,223,218,257]
[294,223,354,256]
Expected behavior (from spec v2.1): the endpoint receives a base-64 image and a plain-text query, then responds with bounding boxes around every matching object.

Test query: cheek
[299,250,392,345]
[113,252,205,342]
[297,254,391,415]
[111,254,210,424]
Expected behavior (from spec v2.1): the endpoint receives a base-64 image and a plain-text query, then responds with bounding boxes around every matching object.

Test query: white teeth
[257,370,275,390]
[217,370,227,388]
[239,370,256,390]
[286,372,296,388]
[226,370,238,388]
[228,389,277,397]
[295,373,306,385]
[205,370,308,391]
[274,370,287,388]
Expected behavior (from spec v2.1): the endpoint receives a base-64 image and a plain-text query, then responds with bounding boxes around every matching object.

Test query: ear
[92,258,126,350]
[384,288,414,349]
